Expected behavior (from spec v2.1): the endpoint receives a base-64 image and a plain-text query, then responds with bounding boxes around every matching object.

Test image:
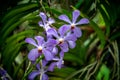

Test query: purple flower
[47,25,77,52]
[0,68,8,80]
[38,12,55,37]
[28,62,48,80]
[58,10,89,38]
[25,36,56,61]
[48,51,64,71]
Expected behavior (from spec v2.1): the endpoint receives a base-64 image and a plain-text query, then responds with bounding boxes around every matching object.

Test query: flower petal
[46,39,57,47]
[48,62,56,72]
[57,60,63,69]
[76,18,89,25]
[74,27,82,37]
[47,28,59,38]
[65,32,77,41]
[58,15,71,23]
[52,47,58,55]
[60,51,64,58]
[58,25,70,37]
[72,10,80,23]
[42,74,49,80]
[28,48,39,61]
[36,64,41,71]
[42,59,48,67]
[68,41,76,49]
[39,12,47,22]
[28,71,40,80]
[43,49,53,61]
[25,38,38,47]
[35,36,44,46]
[59,42,69,52]
[48,18,55,24]
[38,21,44,27]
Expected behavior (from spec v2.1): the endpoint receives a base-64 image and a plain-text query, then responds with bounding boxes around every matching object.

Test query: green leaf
[90,21,106,49]
[2,3,39,22]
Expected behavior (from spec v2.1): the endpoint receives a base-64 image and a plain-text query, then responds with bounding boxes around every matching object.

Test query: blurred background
[0,0,120,80]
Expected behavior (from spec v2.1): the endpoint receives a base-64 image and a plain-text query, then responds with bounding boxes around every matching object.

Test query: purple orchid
[28,62,48,80]
[58,10,89,38]
[0,68,8,80]
[25,36,56,61]
[38,12,55,37]
[48,51,64,71]
[47,25,77,52]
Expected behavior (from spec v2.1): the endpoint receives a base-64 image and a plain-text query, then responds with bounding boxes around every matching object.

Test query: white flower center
[71,23,75,29]
[58,38,64,44]
[38,46,43,53]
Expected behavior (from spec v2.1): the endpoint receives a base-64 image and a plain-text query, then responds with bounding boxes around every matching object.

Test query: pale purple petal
[43,49,53,61]
[60,51,64,58]
[47,28,59,38]
[39,12,47,22]
[28,48,39,61]
[48,18,55,24]
[28,71,40,80]
[58,25,70,37]
[48,62,56,71]
[65,33,77,41]
[57,60,63,69]
[76,18,89,25]
[68,41,76,48]
[35,36,44,46]
[25,38,38,47]
[46,39,57,47]
[58,15,71,23]
[72,10,80,23]
[42,74,49,80]
[73,27,82,37]
[52,47,58,55]
[59,42,69,52]
[38,21,44,27]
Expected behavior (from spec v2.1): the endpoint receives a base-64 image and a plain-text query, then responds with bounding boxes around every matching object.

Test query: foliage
[0,0,120,80]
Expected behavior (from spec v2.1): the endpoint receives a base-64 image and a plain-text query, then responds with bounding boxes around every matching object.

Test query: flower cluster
[25,10,89,80]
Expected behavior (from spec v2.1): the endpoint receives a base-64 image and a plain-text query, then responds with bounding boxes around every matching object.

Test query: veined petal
[35,36,44,46]
[39,12,47,22]
[48,62,56,72]
[68,41,76,49]
[28,48,39,61]
[43,49,53,61]
[42,74,49,80]
[47,28,59,38]
[76,18,89,25]
[25,38,38,47]
[28,71,40,80]
[48,18,55,24]
[74,27,82,38]
[38,21,44,27]
[58,25,70,37]
[60,42,69,52]
[72,10,80,23]
[58,15,71,23]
